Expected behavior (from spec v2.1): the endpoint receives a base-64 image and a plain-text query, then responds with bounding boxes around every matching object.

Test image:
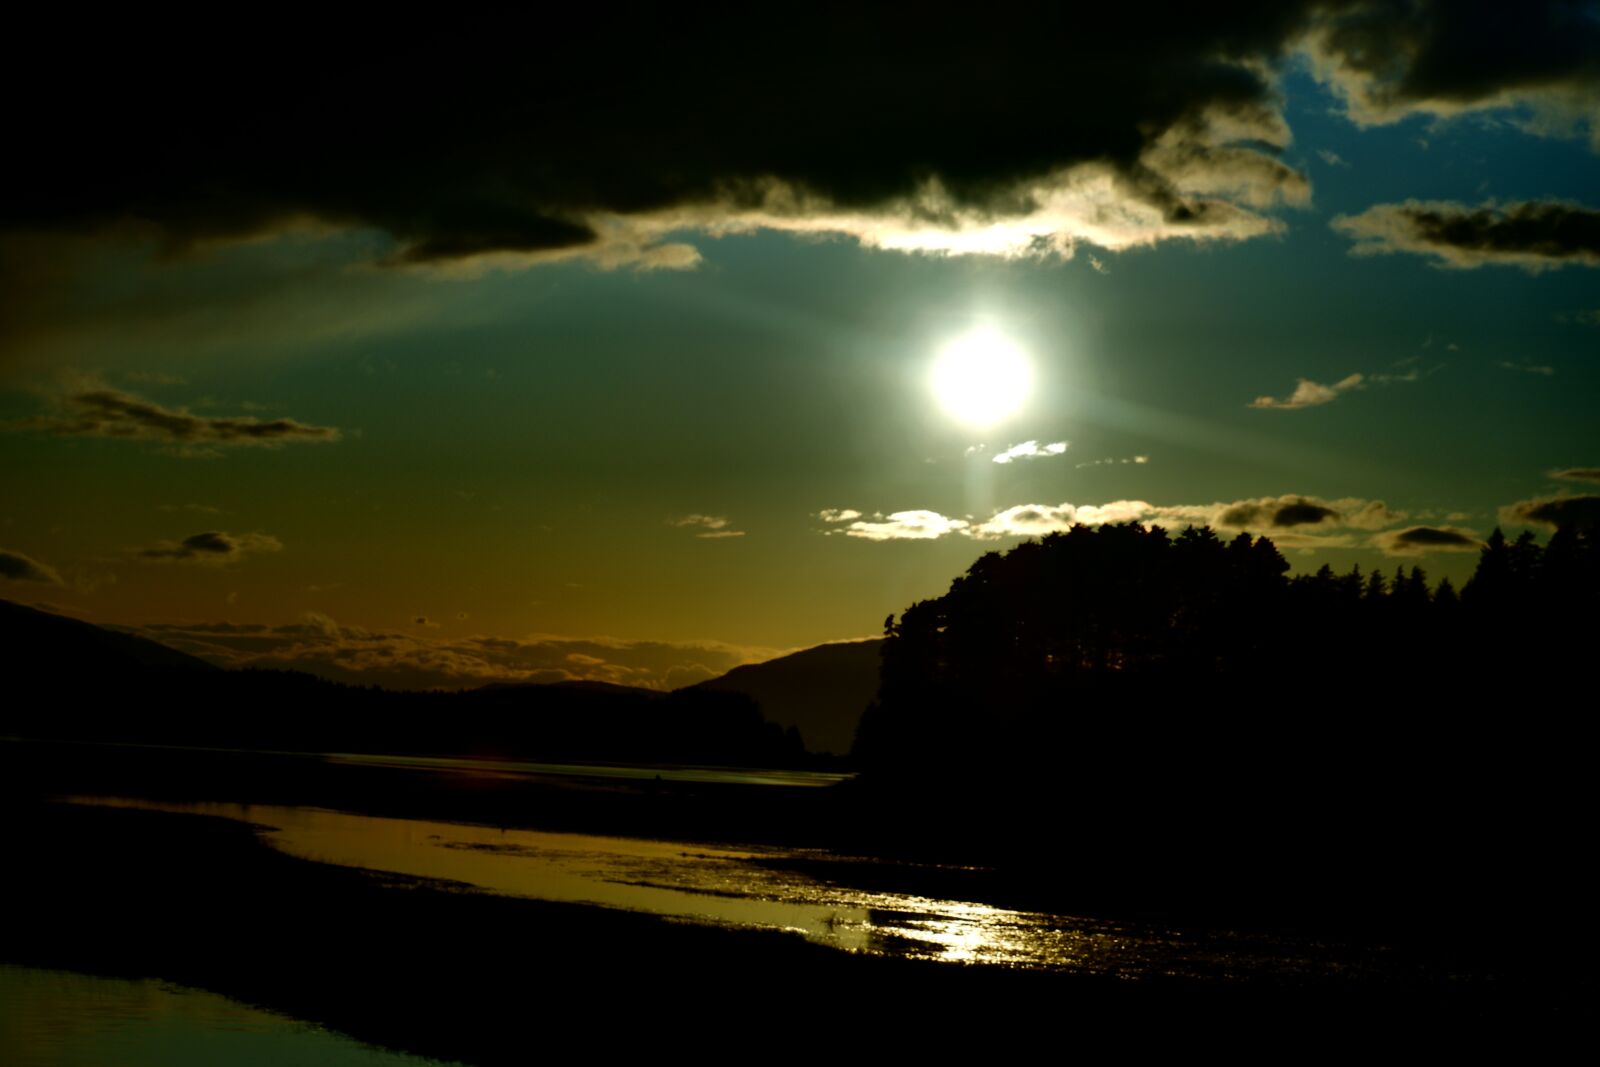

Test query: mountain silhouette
[1,599,218,677]
[0,599,805,767]
[690,639,882,755]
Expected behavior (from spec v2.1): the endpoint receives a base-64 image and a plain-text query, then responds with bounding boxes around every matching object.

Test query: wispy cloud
[1249,373,1364,410]
[123,370,188,386]
[1498,360,1556,376]
[10,383,340,454]
[1250,359,1431,410]
[991,440,1068,464]
[1551,468,1600,485]
[1075,455,1149,468]
[1316,149,1349,168]
[1368,357,1430,384]
[139,530,282,565]
[1332,200,1600,272]
[669,514,746,539]
[0,548,63,585]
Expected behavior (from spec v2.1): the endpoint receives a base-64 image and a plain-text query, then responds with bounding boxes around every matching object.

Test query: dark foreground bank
[2,797,1591,1064]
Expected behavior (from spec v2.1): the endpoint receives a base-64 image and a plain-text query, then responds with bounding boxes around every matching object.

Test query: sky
[2,4,1597,690]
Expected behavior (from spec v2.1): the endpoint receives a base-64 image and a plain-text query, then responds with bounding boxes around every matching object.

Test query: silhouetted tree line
[856,521,1597,772]
[845,522,1593,931]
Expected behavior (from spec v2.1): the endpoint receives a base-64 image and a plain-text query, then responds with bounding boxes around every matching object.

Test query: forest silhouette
[859,520,1596,769]
[844,520,1593,933]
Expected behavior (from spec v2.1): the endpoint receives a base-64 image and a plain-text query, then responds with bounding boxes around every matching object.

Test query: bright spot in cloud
[930,329,1033,428]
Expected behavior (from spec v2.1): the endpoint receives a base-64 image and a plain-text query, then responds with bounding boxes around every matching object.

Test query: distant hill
[0,599,805,767]
[690,639,882,755]
[1,598,218,678]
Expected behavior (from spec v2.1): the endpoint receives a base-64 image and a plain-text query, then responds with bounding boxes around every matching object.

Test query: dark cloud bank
[4,3,1595,270]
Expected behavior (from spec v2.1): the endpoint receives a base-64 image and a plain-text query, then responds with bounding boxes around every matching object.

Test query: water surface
[321,750,852,787]
[68,795,1441,984]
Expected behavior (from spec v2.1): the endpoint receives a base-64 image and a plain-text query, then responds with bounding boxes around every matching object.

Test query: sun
[930,328,1033,428]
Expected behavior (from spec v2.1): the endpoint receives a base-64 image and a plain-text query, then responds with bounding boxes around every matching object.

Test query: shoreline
[4,797,1591,1061]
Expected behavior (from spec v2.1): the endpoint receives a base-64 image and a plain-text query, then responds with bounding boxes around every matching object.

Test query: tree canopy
[855,520,1598,774]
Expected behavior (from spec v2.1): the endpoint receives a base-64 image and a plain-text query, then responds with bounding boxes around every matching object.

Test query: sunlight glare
[931,329,1033,428]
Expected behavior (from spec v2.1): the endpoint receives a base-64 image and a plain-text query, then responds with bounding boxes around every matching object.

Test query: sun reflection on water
[64,796,1408,983]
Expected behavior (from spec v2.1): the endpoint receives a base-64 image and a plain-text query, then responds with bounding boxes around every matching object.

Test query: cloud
[970,504,1077,540]
[2,9,1356,275]
[0,548,62,584]
[671,514,729,529]
[1075,455,1149,468]
[123,370,187,385]
[1332,200,1600,271]
[1368,358,1428,385]
[1499,493,1600,530]
[841,511,971,542]
[1217,498,1339,529]
[126,614,782,692]
[1300,3,1600,147]
[1551,468,1600,485]
[1316,149,1349,167]
[991,440,1069,464]
[1250,373,1365,410]
[139,530,282,565]
[1498,361,1556,376]
[825,493,1402,549]
[971,501,1157,540]
[817,509,862,524]
[1371,525,1482,557]
[9,6,1595,283]
[1203,495,1401,534]
[670,514,746,539]
[10,385,340,452]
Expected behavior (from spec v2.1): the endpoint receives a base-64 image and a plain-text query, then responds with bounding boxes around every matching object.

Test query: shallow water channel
[65,794,1432,984]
